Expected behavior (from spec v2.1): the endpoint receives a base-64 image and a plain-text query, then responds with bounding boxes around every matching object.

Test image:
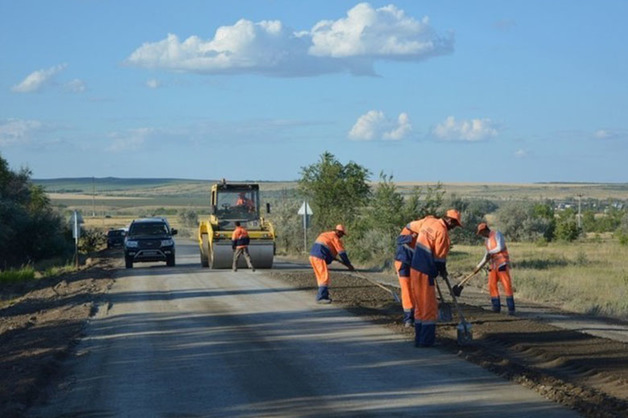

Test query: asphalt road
[32,239,578,417]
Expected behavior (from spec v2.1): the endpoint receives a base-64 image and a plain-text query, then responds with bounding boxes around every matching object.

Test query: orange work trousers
[395,260,413,312]
[410,269,437,324]
[309,256,329,287]
[488,267,513,298]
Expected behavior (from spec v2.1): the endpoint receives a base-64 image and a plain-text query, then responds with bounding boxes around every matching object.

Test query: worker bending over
[476,222,515,315]
[410,209,462,347]
[232,221,255,272]
[309,224,355,304]
[395,216,433,327]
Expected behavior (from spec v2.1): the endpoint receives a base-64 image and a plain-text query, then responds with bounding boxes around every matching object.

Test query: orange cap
[445,209,463,227]
[476,222,489,234]
[335,224,347,235]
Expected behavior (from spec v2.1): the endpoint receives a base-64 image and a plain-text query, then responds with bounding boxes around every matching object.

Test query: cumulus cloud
[107,128,153,152]
[310,3,453,59]
[432,116,498,141]
[0,119,43,146]
[11,64,67,93]
[349,110,412,141]
[125,3,453,77]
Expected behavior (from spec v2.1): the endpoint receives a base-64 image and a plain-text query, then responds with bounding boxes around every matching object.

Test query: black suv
[106,228,126,249]
[124,217,177,268]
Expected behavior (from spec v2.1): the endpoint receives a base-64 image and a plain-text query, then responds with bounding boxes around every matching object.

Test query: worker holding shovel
[394,217,434,327]
[410,209,463,347]
[476,223,516,315]
[309,224,355,304]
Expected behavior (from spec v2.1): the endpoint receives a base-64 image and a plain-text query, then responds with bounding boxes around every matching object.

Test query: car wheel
[125,257,133,269]
[167,255,175,267]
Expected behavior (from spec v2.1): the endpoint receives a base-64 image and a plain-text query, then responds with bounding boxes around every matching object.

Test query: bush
[495,201,554,242]
[178,209,199,228]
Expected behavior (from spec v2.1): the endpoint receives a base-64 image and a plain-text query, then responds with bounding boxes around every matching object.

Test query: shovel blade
[456,322,473,345]
[438,303,453,322]
[452,284,463,297]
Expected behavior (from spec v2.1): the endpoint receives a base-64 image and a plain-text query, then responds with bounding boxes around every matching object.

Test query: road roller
[198,181,276,269]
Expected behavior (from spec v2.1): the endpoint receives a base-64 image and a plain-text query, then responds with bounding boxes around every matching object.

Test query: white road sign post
[72,210,80,268]
[297,201,313,253]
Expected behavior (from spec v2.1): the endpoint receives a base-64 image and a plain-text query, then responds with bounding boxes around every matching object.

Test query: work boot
[317,298,332,304]
[251,268,255,272]
[233,268,237,272]
[491,297,501,313]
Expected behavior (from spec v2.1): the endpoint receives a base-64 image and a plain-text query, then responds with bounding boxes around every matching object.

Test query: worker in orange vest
[410,209,462,347]
[395,216,434,327]
[235,192,255,212]
[309,224,355,304]
[232,221,255,272]
[476,222,515,315]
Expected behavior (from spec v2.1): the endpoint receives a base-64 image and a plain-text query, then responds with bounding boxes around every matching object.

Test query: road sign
[297,202,313,215]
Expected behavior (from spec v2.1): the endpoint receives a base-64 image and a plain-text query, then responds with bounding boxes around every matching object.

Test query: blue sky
[1,1,627,183]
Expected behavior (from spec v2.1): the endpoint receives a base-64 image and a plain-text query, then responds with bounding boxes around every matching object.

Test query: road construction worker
[410,209,462,347]
[309,224,355,304]
[476,222,515,315]
[395,216,435,327]
[232,221,255,272]
[235,192,255,212]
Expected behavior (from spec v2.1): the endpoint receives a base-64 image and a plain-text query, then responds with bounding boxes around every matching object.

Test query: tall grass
[448,238,628,319]
[0,266,36,284]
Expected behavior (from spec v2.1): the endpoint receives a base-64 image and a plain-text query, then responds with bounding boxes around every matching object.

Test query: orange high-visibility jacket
[395,217,433,264]
[310,231,350,265]
[231,226,250,249]
[410,217,451,278]
[485,230,510,270]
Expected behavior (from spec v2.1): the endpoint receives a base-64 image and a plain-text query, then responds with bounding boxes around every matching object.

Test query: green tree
[495,201,554,242]
[555,208,580,241]
[298,151,371,232]
[0,153,72,269]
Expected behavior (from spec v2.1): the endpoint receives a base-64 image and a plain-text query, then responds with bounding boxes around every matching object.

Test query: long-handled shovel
[435,278,453,321]
[442,274,473,345]
[335,258,401,303]
[452,257,488,297]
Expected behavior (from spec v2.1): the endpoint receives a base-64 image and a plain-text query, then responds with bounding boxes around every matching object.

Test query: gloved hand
[436,262,448,279]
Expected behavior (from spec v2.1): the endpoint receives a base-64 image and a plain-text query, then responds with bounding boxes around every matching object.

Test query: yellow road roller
[198,181,275,269]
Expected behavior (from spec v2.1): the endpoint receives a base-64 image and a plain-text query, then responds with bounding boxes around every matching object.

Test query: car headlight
[161,239,174,246]
[125,240,138,248]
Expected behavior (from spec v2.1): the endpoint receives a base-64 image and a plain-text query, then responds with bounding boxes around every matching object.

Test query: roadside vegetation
[10,151,628,319]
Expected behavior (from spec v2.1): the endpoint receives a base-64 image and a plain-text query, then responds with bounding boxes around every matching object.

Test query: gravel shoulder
[1,253,627,418]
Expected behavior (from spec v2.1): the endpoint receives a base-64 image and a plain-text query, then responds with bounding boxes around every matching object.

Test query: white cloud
[106,128,153,152]
[0,119,43,146]
[349,110,412,141]
[146,78,161,89]
[432,116,498,141]
[310,3,453,59]
[11,64,67,93]
[125,3,453,77]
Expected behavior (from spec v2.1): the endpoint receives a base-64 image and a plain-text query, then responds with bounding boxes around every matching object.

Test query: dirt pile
[0,256,115,417]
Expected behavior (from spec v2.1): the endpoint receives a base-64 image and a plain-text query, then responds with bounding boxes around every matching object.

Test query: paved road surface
[32,240,577,417]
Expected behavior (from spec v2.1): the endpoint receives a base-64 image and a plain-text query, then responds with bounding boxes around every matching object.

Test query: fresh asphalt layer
[32,240,578,417]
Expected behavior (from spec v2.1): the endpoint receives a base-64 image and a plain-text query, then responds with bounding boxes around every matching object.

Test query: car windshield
[130,223,169,236]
